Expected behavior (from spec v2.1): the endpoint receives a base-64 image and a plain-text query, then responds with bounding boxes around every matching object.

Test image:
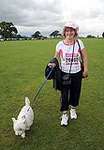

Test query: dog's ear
[12,117,16,123]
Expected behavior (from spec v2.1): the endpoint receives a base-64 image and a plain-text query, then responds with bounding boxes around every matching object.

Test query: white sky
[0,0,104,36]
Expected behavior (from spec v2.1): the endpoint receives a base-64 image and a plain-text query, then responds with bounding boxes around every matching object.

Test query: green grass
[0,39,104,150]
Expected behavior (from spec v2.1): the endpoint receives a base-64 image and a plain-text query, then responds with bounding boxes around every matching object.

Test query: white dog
[12,97,34,138]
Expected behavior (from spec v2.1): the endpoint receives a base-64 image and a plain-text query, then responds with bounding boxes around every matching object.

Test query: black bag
[62,74,71,86]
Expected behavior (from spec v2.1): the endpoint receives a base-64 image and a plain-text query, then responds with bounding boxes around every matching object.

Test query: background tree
[86,35,96,38]
[0,21,18,38]
[16,34,22,38]
[49,30,60,38]
[102,32,104,38]
[32,31,42,39]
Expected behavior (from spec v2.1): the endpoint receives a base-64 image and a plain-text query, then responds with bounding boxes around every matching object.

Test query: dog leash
[13,67,54,117]
[31,67,54,107]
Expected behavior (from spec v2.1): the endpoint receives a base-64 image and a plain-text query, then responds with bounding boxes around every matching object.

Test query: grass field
[0,39,104,150]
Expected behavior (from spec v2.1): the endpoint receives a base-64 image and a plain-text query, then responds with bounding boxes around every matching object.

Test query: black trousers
[60,71,82,111]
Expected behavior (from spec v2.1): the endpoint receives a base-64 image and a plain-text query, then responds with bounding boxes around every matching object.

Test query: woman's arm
[54,51,59,58]
[48,51,60,67]
[81,48,88,78]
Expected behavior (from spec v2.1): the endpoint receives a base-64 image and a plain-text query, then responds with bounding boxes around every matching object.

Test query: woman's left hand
[83,69,88,78]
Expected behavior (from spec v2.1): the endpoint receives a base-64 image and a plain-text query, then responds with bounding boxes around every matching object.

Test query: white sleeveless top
[56,39,84,74]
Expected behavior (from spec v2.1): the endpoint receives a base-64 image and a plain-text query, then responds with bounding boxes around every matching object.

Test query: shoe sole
[70,117,77,120]
[60,120,69,127]
[61,124,68,127]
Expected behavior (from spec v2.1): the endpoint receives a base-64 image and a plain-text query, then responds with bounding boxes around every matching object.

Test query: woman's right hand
[48,63,56,68]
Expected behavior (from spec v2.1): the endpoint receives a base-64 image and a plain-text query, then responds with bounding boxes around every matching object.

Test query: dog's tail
[25,97,30,106]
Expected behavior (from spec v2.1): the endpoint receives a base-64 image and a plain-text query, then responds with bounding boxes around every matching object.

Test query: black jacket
[45,58,62,91]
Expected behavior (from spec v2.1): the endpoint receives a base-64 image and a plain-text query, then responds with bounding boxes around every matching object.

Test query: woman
[49,21,88,126]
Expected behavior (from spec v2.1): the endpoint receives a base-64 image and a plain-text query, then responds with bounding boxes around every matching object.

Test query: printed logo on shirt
[65,52,79,65]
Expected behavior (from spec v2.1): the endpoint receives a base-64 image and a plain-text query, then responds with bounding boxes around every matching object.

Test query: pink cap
[64,21,79,31]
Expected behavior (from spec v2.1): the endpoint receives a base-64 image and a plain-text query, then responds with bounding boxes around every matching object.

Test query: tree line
[0,21,61,39]
[0,21,104,39]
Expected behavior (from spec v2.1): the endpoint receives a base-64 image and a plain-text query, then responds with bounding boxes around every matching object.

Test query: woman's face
[64,27,76,40]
